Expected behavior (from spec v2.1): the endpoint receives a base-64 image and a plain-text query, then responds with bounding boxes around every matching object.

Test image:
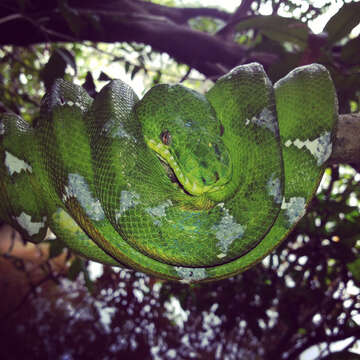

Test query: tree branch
[0,0,245,78]
[216,0,253,39]
[130,1,232,24]
[73,0,232,24]
[330,113,360,170]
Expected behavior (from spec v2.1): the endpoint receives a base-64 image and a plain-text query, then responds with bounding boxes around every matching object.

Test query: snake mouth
[156,154,192,195]
[146,138,226,196]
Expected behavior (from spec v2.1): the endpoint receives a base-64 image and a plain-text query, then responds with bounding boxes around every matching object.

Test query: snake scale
[0,63,338,283]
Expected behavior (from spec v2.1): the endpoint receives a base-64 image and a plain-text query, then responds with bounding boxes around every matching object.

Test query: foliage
[0,0,359,359]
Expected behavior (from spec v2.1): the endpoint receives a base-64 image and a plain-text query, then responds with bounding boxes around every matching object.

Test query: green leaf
[49,239,66,259]
[68,257,83,281]
[235,16,309,48]
[151,70,162,85]
[58,48,77,75]
[83,265,95,294]
[82,71,96,97]
[297,328,307,335]
[67,257,94,292]
[131,65,140,80]
[347,258,360,282]
[324,2,360,44]
[98,71,112,81]
[40,48,76,90]
[124,61,130,74]
[268,53,303,82]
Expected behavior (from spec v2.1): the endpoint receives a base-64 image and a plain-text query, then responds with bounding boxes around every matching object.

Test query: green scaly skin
[0,63,338,283]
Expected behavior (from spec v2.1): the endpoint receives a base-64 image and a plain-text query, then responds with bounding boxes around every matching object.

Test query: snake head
[135,84,232,198]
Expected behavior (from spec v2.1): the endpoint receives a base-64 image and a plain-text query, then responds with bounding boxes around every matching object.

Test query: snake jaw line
[145,136,218,197]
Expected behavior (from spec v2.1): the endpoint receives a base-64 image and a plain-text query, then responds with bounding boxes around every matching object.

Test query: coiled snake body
[0,63,337,282]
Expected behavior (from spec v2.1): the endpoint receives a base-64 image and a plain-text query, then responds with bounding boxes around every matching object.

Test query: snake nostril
[214,172,219,182]
[201,176,206,184]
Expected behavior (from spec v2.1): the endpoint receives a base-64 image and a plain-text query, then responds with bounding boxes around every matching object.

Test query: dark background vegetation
[0,0,359,359]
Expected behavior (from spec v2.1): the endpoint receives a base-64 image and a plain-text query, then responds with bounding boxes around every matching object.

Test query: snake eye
[160,130,172,145]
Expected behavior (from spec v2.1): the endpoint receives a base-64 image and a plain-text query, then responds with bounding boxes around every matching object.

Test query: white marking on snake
[114,124,133,140]
[174,267,207,283]
[217,253,227,259]
[245,108,278,133]
[102,119,135,142]
[64,100,85,111]
[15,212,47,236]
[63,186,70,201]
[284,132,332,166]
[0,122,5,135]
[145,200,173,226]
[281,197,306,224]
[74,101,86,112]
[116,190,141,221]
[267,173,282,204]
[211,203,246,254]
[65,173,105,221]
[4,151,32,176]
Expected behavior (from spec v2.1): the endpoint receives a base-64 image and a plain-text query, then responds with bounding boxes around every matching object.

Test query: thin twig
[0,13,23,26]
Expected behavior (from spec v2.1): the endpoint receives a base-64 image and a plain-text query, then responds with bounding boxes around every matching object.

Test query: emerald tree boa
[0,63,338,283]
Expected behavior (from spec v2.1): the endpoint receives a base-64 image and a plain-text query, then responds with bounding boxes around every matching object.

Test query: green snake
[0,63,338,283]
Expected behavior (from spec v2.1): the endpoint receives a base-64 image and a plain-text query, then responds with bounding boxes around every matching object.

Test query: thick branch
[330,113,360,169]
[0,0,245,78]
[125,1,232,24]
[0,1,358,168]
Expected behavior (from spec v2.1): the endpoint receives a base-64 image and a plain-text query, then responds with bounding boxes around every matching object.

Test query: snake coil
[0,63,337,282]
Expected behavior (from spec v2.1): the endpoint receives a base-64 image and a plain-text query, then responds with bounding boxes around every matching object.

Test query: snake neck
[177,192,217,210]
[157,154,232,210]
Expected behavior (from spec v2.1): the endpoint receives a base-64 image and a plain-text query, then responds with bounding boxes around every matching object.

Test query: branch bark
[330,113,360,170]
[0,0,247,78]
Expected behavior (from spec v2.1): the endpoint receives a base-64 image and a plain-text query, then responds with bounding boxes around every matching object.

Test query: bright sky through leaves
[185,0,347,34]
